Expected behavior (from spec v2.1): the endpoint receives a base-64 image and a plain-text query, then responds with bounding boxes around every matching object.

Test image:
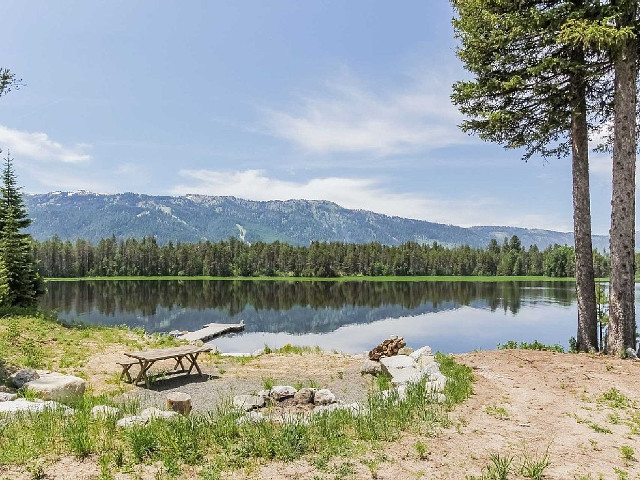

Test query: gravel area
[123,351,372,412]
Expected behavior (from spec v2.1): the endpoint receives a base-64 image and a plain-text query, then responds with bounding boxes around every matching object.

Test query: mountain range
[23,191,610,250]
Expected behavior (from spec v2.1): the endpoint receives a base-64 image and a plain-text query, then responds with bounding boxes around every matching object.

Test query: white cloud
[172,168,568,230]
[263,72,469,156]
[0,125,91,163]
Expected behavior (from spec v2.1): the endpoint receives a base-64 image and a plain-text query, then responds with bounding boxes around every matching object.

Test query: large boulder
[410,346,432,361]
[24,372,86,401]
[0,398,73,415]
[360,358,382,375]
[269,385,297,401]
[313,389,336,406]
[140,407,179,420]
[380,355,424,386]
[293,388,315,405]
[233,394,266,411]
[10,369,40,389]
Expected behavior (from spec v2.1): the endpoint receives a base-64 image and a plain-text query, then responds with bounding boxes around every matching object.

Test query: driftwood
[166,392,192,416]
[368,336,406,360]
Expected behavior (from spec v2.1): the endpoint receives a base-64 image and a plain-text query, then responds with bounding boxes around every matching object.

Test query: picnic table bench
[120,345,213,387]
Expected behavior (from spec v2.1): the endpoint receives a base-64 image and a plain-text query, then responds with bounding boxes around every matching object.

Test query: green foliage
[599,388,632,409]
[0,152,43,307]
[32,234,610,279]
[497,340,564,353]
[620,445,635,463]
[0,311,183,374]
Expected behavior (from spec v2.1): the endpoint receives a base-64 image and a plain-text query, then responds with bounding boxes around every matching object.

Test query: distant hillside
[23,191,610,250]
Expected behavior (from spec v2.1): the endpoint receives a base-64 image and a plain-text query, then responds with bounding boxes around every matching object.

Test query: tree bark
[571,63,598,352]
[608,8,637,356]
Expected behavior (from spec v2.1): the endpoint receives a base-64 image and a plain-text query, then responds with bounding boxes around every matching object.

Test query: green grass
[497,339,565,353]
[44,275,577,283]
[0,311,182,379]
[0,353,474,478]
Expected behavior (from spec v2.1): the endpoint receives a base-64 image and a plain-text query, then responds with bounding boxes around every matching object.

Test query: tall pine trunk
[608,5,637,356]
[571,59,598,352]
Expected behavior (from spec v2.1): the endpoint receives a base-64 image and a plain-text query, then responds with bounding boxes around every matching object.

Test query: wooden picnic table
[121,345,213,387]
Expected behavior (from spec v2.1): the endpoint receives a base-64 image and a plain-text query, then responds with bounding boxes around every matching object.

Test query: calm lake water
[39,280,596,354]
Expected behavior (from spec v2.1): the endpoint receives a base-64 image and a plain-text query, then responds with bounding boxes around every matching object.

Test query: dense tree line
[32,234,612,279]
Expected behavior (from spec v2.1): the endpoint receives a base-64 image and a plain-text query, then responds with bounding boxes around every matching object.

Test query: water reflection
[39,280,582,353]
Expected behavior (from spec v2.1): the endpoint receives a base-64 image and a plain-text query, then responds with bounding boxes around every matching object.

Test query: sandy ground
[4,350,640,479]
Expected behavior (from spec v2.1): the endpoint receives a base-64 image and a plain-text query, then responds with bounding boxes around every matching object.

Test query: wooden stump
[166,392,192,416]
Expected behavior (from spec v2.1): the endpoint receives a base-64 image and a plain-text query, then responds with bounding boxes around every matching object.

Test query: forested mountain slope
[24,191,611,250]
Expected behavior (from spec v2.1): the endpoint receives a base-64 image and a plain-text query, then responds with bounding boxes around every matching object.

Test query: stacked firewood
[368,336,406,360]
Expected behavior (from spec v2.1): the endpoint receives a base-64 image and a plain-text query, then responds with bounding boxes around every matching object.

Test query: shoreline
[44,274,581,282]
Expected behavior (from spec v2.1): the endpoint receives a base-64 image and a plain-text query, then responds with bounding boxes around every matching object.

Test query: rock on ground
[10,369,40,389]
[313,389,336,405]
[270,385,297,401]
[24,372,86,402]
[293,388,315,404]
[233,394,266,411]
[410,346,432,361]
[361,358,382,375]
[0,398,73,415]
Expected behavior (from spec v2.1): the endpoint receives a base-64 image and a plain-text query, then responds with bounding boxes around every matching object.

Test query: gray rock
[0,398,72,415]
[140,407,179,420]
[293,388,315,404]
[252,348,266,357]
[380,355,415,372]
[91,405,122,419]
[233,394,266,411]
[0,385,14,393]
[116,416,148,428]
[410,346,432,361]
[220,352,252,357]
[398,347,415,355]
[257,389,271,400]
[419,361,441,378]
[390,368,423,387]
[270,385,297,401]
[379,354,426,386]
[626,348,638,360]
[313,389,336,405]
[0,392,17,402]
[24,372,86,401]
[10,369,40,389]
[360,358,382,375]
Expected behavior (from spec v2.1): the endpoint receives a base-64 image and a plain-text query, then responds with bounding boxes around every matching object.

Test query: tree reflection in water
[41,280,577,334]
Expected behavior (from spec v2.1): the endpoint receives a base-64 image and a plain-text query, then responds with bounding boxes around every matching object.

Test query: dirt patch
[242,350,640,479]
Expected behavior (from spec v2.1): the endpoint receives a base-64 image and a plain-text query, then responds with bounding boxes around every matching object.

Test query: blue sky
[0,0,619,234]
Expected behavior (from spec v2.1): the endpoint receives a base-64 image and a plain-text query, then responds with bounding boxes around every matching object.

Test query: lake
[39,279,598,354]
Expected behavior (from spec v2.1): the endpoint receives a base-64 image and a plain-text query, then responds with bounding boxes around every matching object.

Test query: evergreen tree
[0,152,44,306]
[451,0,603,351]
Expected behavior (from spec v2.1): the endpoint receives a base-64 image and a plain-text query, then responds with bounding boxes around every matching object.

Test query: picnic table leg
[186,353,203,376]
[133,360,153,387]
[120,364,133,383]
[173,356,186,371]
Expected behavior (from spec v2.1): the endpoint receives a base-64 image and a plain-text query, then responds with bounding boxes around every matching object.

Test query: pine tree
[0,151,44,306]
[451,0,604,351]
